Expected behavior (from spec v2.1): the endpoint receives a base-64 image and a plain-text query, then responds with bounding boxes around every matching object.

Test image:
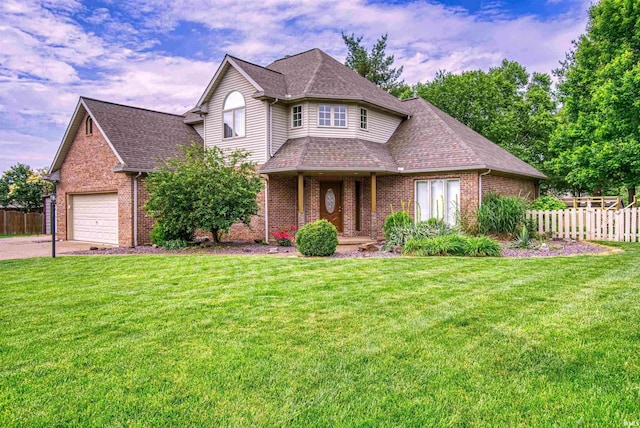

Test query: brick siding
[56,114,137,247]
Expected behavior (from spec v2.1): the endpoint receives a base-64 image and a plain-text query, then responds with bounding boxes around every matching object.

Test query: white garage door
[72,193,118,244]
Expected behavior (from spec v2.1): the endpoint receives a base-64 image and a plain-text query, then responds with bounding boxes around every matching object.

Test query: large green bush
[477,193,529,236]
[296,220,338,256]
[530,195,566,210]
[383,215,458,249]
[403,235,501,257]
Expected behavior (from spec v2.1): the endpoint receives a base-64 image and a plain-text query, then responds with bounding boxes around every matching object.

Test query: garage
[71,193,118,244]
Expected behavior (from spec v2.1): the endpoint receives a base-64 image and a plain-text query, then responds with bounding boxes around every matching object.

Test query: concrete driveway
[0,236,113,260]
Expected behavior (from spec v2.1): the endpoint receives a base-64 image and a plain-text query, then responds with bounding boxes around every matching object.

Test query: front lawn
[1,245,639,426]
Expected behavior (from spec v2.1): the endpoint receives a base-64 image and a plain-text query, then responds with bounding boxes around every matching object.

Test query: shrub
[296,219,338,256]
[531,195,566,211]
[163,238,189,250]
[383,217,458,250]
[403,235,501,257]
[150,221,192,247]
[382,210,412,240]
[403,235,467,256]
[477,193,529,236]
[464,236,502,257]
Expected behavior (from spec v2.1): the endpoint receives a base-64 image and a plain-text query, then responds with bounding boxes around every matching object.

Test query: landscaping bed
[69,238,613,258]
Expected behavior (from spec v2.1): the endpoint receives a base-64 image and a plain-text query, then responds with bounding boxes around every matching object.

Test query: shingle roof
[228,56,288,98]
[50,98,203,173]
[259,137,397,173]
[265,49,408,116]
[386,98,546,179]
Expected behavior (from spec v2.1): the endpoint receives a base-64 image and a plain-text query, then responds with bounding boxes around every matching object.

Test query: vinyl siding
[308,103,357,139]
[204,65,267,163]
[356,106,402,144]
[271,103,288,154]
[287,101,309,139]
[192,122,204,139]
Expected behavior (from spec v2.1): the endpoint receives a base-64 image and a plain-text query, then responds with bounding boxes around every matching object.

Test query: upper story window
[360,108,368,130]
[292,105,302,128]
[223,91,245,138]
[318,104,347,127]
[85,116,93,135]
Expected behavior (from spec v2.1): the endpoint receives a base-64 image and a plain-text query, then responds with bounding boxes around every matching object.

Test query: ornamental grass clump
[403,235,501,257]
[477,193,529,236]
[295,219,338,256]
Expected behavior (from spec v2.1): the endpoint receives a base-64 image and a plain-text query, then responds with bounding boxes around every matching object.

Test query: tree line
[343,0,639,203]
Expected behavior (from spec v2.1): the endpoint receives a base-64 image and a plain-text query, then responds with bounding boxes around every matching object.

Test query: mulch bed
[69,238,614,258]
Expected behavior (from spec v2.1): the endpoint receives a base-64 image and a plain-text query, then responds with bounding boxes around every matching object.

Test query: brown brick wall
[375,172,480,237]
[56,113,135,247]
[482,174,538,202]
[136,177,154,245]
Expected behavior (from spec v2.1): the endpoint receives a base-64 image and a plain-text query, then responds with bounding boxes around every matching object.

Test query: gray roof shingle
[83,98,202,171]
[387,98,546,179]
[260,137,397,173]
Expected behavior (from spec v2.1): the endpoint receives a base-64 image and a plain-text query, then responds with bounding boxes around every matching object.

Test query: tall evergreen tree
[549,0,640,202]
[342,33,405,95]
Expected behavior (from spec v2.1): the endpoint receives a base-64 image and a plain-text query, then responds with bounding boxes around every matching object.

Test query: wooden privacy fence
[0,210,44,235]
[527,208,640,242]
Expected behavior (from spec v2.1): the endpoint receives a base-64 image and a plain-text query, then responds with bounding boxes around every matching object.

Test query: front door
[320,181,343,232]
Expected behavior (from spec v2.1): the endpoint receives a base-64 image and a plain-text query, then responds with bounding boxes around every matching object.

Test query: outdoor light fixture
[50,193,56,258]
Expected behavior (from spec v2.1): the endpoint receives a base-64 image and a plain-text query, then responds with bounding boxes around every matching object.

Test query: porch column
[370,172,377,239]
[297,172,305,230]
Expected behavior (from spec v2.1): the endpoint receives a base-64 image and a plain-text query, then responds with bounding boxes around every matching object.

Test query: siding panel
[204,65,267,163]
[271,104,288,154]
[192,123,204,139]
[356,106,402,143]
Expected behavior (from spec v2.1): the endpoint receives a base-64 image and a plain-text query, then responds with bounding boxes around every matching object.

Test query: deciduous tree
[415,60,557,178]
[144,144,262,243]
[0,164,53,212]
[549,0,640,202]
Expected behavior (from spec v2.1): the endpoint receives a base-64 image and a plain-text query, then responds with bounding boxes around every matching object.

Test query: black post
[51,195,56,258]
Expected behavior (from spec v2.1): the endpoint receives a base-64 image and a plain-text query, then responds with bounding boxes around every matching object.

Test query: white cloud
[0,0,591,173]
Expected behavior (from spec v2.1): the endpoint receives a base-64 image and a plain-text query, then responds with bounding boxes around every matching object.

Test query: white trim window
[360,108,368,130]
[318,104,347,127]
[223,91,245,138]
[292,105,303,128]
[415,179,460,226]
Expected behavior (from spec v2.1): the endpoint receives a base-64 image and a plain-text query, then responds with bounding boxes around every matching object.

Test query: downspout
[264,176,269,243]
[133,171,142,247]
[264,99,278,242]
[268,98,279,157]
[478,169,491,207]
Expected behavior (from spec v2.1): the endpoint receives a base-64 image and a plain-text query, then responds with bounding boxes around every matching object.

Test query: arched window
[223,91,245,138]
[86,116,93,135]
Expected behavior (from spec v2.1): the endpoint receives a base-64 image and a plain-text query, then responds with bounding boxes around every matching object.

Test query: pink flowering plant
[273,225,297,246]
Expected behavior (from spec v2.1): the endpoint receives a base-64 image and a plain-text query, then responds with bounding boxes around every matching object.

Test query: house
[48,48,545,246]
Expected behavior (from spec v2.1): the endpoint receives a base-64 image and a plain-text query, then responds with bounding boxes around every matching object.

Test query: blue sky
[0,0,591,174]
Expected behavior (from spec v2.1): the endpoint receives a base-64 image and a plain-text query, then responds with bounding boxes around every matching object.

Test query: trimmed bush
[382,210,412,240]
[163,238,189,250]
[477,193,529,236]
[531,195,566,210]
[403,235,501,257]
[296,219,338,256]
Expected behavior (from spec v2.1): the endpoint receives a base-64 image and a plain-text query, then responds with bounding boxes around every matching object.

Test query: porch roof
[259,137,398,174]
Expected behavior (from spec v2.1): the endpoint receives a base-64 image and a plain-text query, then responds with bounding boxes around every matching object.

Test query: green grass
[1,244,640,426]
[0,234,39,238]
